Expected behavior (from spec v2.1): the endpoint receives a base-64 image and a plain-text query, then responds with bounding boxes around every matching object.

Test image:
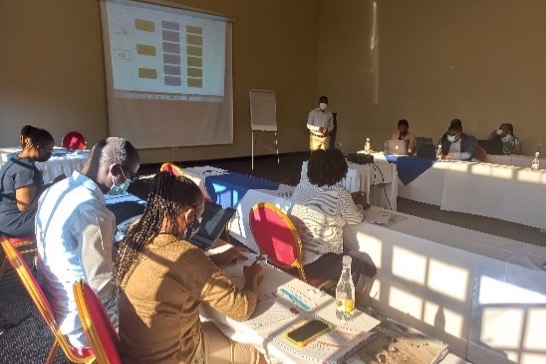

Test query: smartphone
[284,319,332,347]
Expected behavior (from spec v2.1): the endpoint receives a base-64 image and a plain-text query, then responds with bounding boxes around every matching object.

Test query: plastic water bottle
[436,144,442,161]
[335,255,355,321]
[531,152,540,172]
[364,138,371,154]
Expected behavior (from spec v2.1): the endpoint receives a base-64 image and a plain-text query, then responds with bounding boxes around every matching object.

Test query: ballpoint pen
[279,288,311,311]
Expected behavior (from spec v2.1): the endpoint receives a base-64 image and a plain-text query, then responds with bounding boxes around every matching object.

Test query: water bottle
[335,255,355,321]
[364,138,371,154]
[436,144,442,161]
[531,152,540,172]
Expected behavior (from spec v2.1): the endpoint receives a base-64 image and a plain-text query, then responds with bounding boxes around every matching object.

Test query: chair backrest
[248,202,307,281]
[74,280,122,364]
[475,146,488,162]
[159,162,184,176]
[0,239,94,363]
[62,131,87,150]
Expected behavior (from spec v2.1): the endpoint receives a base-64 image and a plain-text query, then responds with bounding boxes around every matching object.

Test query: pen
[279,288,311,311]
[251,252,263,266]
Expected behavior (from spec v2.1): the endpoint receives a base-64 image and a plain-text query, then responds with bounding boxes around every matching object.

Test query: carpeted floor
[1,152,544,363]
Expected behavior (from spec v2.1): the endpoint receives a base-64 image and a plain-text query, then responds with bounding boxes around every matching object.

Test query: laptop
[384,140,409,155]
[416,144,437,160]
[189,201,236,250]
[477,139,503,155]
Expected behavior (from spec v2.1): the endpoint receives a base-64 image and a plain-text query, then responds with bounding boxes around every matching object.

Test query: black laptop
[477,139,503,155]
[190,201,236,250]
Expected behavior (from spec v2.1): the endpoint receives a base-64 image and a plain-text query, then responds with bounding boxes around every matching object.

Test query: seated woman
[0,125,54,237]
[289,149,377,303]
[488,123,522,155]
[390,119,417,154]
[440,119,477,161]
[116,172,266,364]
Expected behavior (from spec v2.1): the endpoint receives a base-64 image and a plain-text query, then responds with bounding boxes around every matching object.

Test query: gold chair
[74,280,122,364]
[0,239,95,364]
[0,235,36,282]
[159,162,184,176]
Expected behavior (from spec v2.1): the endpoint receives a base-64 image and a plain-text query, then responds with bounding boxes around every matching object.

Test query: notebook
[189,201,236,250]
[384,140,409,155]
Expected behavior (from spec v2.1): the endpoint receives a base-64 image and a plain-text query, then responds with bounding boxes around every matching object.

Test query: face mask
[496,129,503,135]
[184,216,202,241]
[107,175,131,195]
[447,135,456,142]
[319,102,328,111]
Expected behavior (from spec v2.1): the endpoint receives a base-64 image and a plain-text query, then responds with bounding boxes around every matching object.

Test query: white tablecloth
[0,147,89,184]
[383,153,546,229]
[488,154,546,168]
[344,207,546,364]
[300,158,398,210]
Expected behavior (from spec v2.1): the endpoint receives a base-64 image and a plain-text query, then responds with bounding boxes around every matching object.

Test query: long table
[0,147,89,184]
[344,207,546,364]
[300,159,398,210]
[488,154,546,168]
[376,153,546,230]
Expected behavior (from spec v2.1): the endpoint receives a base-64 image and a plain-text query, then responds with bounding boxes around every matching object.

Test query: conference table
[488,154,546,169]
[0,147,90,184]
[343,206,546,364]
[375,153,546,230]
[300,158,398,210]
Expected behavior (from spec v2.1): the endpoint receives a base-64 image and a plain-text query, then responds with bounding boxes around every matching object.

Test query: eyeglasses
[120,166,139,182]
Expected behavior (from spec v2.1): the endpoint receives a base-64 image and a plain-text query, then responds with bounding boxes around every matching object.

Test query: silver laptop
[385,140,409,155]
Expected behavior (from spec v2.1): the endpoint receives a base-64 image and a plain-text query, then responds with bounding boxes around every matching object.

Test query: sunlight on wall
[392,246,427,285]
[524,308,546,350]
[427,259,469,302]
[389,286,423,319]
[423,301,464,338]
[481,307,524,349]
[521,353,546,364]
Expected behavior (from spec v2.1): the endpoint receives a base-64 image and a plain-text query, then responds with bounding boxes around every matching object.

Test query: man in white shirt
[307,95,334,151]
[36,137,140,349]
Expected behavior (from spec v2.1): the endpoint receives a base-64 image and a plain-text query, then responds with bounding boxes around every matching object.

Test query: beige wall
[0,0,319,163]
[318,0,546,155]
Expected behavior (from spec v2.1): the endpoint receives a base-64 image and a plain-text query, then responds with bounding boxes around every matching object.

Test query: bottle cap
[342,255,352,265]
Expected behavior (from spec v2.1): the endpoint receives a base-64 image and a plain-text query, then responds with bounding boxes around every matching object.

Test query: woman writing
[116,172,266,364]
[0,125,54,237]
[289,149,377,304]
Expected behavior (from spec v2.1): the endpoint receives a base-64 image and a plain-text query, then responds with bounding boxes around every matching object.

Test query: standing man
[36,137,140,350]
[307,95,334,151]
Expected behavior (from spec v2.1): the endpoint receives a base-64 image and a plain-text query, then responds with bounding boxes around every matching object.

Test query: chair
[0,240,95,364]
[74,280,122,364]
[159,162,184,176]
[0,235,36,282]
[475,146,487,162]
[248,202,331,287]
[62,131,87,150]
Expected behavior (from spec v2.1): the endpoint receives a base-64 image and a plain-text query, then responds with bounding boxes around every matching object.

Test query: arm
[326,113,334,133]
[78,205,116,296]
[458,135,477,161]
[15,184,39,211]
[307,111,321,133]
[512,140,522,155]
[200,261,262,321]
[408,133,417,153]
[339,188,364,225]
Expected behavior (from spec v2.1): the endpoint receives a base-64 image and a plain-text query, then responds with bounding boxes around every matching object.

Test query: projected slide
[105,0,225,101]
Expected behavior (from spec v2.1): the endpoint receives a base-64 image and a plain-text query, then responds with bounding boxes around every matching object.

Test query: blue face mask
[107,176,131,195]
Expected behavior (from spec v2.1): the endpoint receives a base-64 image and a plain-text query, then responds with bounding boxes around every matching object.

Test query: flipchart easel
[249,89,279,170]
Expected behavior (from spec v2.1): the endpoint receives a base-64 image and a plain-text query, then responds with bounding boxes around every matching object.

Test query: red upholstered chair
[475,146,488,162]
[0,239,95,364]
[159,162,184,176]
[249,202,330,287]
[74,280,122,364]
[62,131,87,151]
[0,235,36,282]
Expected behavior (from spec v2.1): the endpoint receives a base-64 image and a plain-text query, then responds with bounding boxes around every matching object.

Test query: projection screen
[100,0,233,148]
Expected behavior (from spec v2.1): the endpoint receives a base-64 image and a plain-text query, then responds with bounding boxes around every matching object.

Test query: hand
[443,154,452,160]
[243,263,265,284]
[321,127,329,136]
[351,191,367,206]
[210,246,249,266]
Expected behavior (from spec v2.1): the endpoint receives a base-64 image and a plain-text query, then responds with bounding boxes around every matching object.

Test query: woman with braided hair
[0,125,55,237]
[117,171,266,364]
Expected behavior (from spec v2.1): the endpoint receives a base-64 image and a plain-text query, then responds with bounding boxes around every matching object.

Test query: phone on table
[284,318,333,347]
